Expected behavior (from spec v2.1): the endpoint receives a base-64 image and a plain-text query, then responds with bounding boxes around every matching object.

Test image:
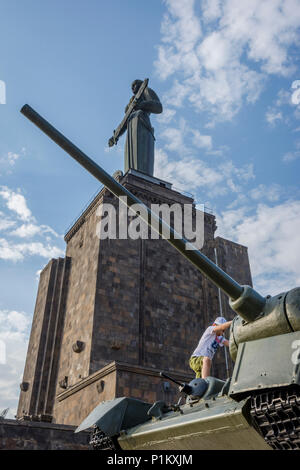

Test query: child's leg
[201,357,212,378]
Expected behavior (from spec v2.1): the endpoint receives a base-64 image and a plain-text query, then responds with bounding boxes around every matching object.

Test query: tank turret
[21,104,300,450]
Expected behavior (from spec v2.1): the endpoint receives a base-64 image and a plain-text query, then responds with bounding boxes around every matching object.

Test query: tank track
[250,386,300,450]
[89,426,119,450]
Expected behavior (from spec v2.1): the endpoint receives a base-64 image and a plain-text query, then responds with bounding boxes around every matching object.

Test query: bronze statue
[108,79,163,176]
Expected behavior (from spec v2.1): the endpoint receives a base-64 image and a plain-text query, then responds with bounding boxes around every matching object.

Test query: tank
[20,104,300,450]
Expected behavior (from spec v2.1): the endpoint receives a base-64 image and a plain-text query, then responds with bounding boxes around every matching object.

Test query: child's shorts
[189,355,203,378]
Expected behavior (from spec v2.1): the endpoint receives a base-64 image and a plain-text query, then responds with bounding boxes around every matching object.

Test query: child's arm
[213,320,232,335]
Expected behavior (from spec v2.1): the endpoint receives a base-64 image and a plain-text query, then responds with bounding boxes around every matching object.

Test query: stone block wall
[54,361,194,426]
[52,201,101,397]
[0,419,90,450]
[54,363,117,426]
[17,257,71,421]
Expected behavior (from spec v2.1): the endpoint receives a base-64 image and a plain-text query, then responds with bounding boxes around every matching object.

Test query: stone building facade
[16,171,252,428]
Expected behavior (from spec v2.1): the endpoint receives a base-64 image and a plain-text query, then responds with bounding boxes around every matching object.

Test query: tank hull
[117,396,270,450]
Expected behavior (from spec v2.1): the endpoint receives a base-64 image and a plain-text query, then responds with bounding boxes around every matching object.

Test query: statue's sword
[108,78,149,146]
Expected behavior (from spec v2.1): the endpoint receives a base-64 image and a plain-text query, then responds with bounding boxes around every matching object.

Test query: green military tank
[21,105,300,450]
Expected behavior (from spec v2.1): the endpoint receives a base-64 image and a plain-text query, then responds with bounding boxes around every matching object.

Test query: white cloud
[159,118,214,154]
[275,88,291,107]
[189,67,263,122]
[0,149,25,173]
[163,0,202,47]
[201,0,222,23]
[154,147,222,193]
[7,152,20,166]
[197,31,233,72]
[155,0,202,80]
[0,309,31,418]
[11,223,60,239]
[250,183,282,202]
[0,310,30,334]
[0,186,63,264]
[191,130,212,150]
[10,223,41,238]
[0,187,32,221]
[156,107,176,124]
[282,151,300,162]
[161,122,186,152]
[265,109,283,126]
[163,80,190,108]
[156,0,300,122]
[265,83,300,127]
[0,238,64,262]
[217,199,300,295]
[217,0,300,76]
[0,212,16,231]
[154,147,254,198]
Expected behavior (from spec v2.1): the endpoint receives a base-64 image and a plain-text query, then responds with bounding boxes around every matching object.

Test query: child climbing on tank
[189,317,232,379]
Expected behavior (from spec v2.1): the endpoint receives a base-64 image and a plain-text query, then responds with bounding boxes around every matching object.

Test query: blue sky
[1,0,300,417]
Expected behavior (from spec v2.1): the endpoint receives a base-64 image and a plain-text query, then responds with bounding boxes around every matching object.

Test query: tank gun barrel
[160,372,194,395]
[20,104,266,322]
[160,371,184,387]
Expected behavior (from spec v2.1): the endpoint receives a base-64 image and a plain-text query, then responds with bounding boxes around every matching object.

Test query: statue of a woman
[109,80,163,176]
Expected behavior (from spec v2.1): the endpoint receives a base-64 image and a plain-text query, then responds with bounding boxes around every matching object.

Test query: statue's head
[131,80,143,95]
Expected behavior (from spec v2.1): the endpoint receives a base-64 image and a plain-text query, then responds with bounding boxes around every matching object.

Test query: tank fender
[75,397,152,436]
